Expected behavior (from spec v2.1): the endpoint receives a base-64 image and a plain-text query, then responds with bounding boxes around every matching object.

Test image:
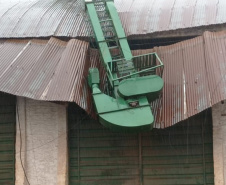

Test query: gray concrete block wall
[212,101,226,185]
[16,97,68,185]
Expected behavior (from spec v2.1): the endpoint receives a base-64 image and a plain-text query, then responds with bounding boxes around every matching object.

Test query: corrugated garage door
[0,92,16,185]
[69,105,213,185]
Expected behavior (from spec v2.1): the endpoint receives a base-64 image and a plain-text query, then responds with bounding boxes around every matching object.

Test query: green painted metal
[69,107,214,185]
[85,0,164,131]
[99,107,153,131]
[86,3,112,65]
[106,1,133,61]
[0,92,16,185]
[118,75,164,100]
[88,68,100,87]
[88,68,154,131]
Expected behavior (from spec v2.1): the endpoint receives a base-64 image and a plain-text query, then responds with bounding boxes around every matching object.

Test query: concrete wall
[212,101,226,185]
[16,97,68,185]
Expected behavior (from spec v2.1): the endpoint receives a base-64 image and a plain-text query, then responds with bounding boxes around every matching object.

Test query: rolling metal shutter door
[69,106,213,185]
[0,92,16,185]
[142,111,213,185]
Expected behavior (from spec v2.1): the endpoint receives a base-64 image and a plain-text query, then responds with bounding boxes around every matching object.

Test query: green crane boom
[85,0,164,131]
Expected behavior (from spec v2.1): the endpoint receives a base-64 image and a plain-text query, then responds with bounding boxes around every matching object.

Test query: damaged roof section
[0,31,226,128]
[0,37,90,110]
[152,31,226,128]
[0,0,226,38]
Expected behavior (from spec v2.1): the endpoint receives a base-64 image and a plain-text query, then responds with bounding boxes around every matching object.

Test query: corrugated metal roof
[1,31,226,128]
[0,0,226,38]
[0,37,90,110]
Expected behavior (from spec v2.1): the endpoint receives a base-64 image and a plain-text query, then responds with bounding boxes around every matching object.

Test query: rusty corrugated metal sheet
[0,37,90,111]
[154,43,186,128]
[1,31,226,128]
[204,31,226,105]
[0,0,226,38]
